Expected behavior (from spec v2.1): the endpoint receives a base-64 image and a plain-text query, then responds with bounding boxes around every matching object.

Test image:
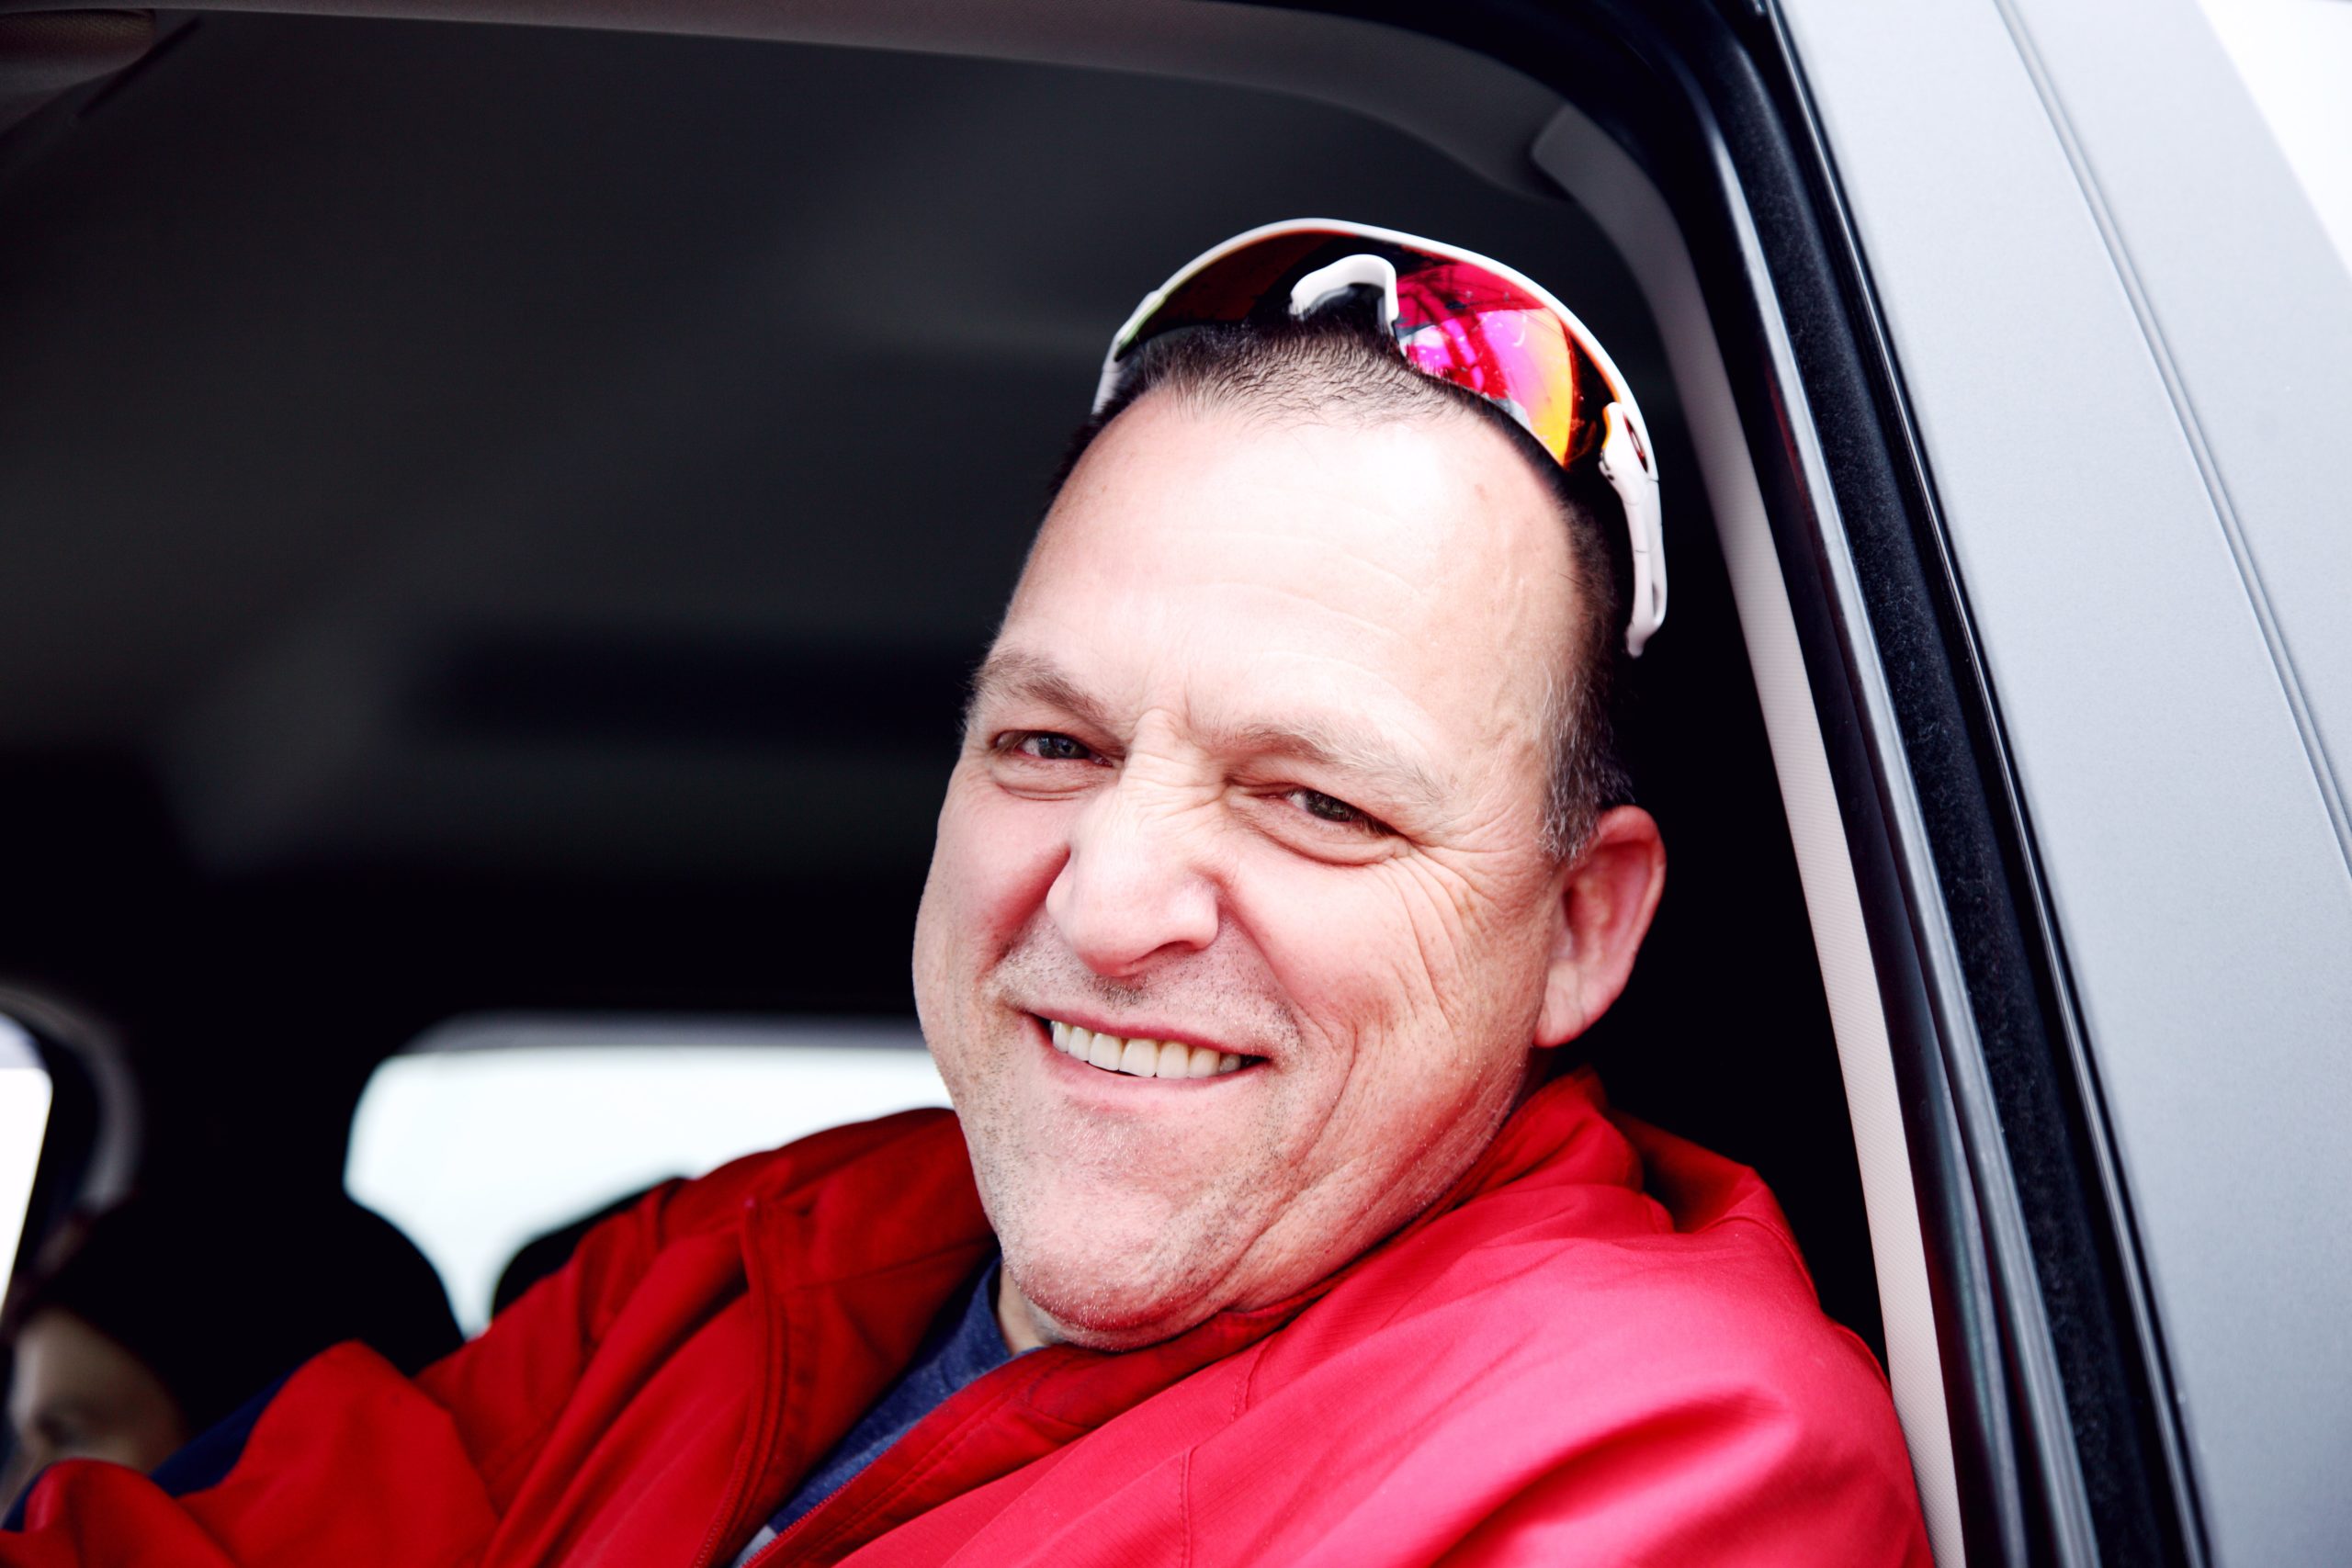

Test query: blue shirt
[729,1264,1017,1566]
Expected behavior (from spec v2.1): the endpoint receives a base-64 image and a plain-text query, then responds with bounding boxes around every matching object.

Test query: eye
[33,1412,85,1457]
[1285,787,1393,835]
[1001,730,1097,762]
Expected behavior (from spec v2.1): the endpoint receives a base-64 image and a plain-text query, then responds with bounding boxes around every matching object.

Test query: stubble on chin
[928,923,1309,1344]
[952,1061,1256,1346]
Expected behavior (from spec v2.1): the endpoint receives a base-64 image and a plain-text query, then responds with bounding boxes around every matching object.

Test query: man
[2,221,1929,1564]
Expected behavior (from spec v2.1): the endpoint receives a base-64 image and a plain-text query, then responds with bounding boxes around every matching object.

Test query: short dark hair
[1052,309,1632,858]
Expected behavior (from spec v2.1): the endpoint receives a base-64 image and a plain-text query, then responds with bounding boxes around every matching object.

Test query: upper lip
[1027,1008,1253,1060]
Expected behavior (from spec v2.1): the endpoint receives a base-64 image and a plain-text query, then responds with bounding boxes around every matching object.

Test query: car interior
[0,6,1966,1560]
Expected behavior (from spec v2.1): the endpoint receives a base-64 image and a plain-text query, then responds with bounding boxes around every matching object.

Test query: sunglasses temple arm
[1600,403,1666,657]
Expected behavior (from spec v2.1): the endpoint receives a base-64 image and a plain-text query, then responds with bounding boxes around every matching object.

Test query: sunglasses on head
[1096,219,1665,657]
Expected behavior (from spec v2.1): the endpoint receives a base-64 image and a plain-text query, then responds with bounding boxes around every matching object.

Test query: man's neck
[993,1271,1055,1355]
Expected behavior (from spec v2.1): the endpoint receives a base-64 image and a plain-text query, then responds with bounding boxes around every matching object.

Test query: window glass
[2199,0,2352,276]
[0,1016,53,1294]
[345,1017,948,1332]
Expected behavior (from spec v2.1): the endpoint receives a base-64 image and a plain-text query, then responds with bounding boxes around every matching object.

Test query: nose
[1046,770,1221,978]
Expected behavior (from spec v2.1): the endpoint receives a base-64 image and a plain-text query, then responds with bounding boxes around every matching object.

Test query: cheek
[917,773,1071,988]
[1233,855,1458,1037]
[1237,852,1545,1055]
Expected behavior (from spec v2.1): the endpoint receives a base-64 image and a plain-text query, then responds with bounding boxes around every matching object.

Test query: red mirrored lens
[1119,235,1601,471]
[1393,262,1588,467]
[1145,231,1339,331]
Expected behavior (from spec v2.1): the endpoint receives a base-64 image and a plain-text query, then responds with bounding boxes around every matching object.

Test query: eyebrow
[966,649,1120,739]
[967,648,1453,817]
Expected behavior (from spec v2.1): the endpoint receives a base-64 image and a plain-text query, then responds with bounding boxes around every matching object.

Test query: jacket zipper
[738,1349,1051,1568]
[733,1472,854,1568]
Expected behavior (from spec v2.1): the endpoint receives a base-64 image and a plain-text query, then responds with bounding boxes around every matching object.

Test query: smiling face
[912,389,1661,1351]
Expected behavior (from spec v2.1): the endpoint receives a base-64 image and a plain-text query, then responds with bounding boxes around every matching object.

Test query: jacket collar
[721,1066,1634,1557]
[741,1063,1630,1413]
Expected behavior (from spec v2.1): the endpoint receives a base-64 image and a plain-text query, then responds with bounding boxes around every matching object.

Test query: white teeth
[1044,1019,1250,1079]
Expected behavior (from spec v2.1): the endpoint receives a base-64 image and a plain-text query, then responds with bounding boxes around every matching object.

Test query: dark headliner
[0,12,1871,1349]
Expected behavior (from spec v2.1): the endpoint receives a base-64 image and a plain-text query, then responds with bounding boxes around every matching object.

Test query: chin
[996,1214,1229,1349]
[1012,1269,1212,1351]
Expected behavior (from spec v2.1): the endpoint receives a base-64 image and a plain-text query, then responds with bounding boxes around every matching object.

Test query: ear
[1533,805,1667,1049]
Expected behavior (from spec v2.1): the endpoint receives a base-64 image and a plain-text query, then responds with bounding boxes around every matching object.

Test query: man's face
[913,391,1588,1350]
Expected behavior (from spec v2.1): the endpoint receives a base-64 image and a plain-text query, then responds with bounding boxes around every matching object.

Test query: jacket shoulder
[1237,1195,1928,1563]
[635,1104,962,1242]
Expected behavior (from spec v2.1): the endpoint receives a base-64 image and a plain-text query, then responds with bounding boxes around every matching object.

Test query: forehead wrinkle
[1175,575,1423,653]
[1193,482,1457,599]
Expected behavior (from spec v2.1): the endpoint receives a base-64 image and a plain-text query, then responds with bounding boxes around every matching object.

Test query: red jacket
[7,1070,1930,1566]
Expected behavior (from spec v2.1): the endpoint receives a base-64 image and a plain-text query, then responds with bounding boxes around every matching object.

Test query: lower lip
[1031,1016,1258,1089]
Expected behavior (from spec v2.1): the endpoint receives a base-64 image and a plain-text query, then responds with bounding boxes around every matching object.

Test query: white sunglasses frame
[1095,218,1666,657]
